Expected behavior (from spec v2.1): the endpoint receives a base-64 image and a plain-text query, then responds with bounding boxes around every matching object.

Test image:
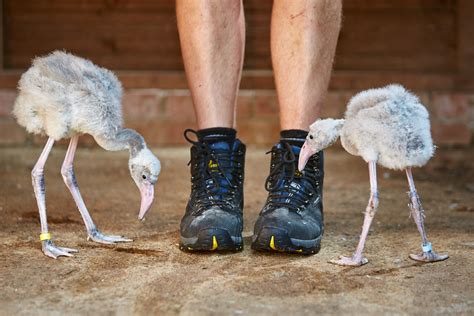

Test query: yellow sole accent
[269,235,303,253]
[211,236,218,251]
[269,235,277,251]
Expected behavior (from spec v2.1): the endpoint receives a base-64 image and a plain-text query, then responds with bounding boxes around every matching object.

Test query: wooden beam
[0,0,3,72]
[457,0,474,90]
[0,70,456,91]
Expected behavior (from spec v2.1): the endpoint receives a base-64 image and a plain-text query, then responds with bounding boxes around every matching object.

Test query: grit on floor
[1,146,472,315]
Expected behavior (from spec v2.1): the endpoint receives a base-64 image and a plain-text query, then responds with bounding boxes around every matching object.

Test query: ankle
[280,129,308,146]
[196,127,236,143]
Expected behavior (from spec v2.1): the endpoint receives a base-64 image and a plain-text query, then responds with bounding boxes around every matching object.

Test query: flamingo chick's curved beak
[138,183,154,221]
[298,142,317,172]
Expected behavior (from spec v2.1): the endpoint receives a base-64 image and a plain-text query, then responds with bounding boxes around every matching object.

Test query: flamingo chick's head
[129,147,161,221]
[298,119,345,171]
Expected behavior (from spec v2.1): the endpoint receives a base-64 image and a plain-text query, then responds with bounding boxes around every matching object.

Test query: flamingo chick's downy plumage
[13,51,161,259]
[299,84,448,266]
[14,51,123,141]
[301,84,434,171]
[341,84,433,169]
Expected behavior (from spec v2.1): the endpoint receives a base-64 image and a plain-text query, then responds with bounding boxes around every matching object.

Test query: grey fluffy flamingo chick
[13,51,161,259]
[298,84,448,266]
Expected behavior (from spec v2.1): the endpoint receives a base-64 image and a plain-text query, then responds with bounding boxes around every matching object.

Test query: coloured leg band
[40,233,51,241]
[422,242,432,252]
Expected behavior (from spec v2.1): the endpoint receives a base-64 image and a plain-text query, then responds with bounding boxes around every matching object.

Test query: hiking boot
[180,128,245,252]
[252,139,324,254]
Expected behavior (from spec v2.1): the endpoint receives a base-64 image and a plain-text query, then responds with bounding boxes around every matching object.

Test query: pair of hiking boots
[179,128,324,254]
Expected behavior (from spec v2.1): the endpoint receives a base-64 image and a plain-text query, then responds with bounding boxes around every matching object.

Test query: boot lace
[264,142,320,213]
[184,129,243,215]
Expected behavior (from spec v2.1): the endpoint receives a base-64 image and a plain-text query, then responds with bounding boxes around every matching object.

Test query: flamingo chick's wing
[341,84,434,170]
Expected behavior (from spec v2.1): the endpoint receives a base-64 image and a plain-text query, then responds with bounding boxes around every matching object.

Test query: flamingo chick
[13,51,161,258]
[298,84,448,266]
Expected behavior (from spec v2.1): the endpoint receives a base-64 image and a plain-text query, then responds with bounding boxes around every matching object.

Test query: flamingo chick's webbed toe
[410,251,449,263]
[330,255,368,266]
[42,240,78,259]
[87,228,132,244]
[406,169,448,264]
[409,242,449,263]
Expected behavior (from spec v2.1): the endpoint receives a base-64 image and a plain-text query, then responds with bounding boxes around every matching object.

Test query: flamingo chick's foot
[409,251,449,263]
[409,242,448,263]
[88,228,133,244]
[330,255,369,266]
[409,252,449,262]
[42,240,78,259]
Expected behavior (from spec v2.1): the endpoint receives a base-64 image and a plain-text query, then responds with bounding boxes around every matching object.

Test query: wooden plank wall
[457,0,474,89]
[3,1,180,70]
[0,0,3,71]
[0,0,468,84]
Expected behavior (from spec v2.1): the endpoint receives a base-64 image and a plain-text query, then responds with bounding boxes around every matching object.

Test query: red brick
[321,91,353,118]
[237,118,280,145]
[470,100,474,135]
[236,91,255,119]
[122,89,163,120]
[414,91,430,107]
[254,92,279,117]
[32,134,98,148]
[432,93,470,121]
[329,72,454,91]
[0,90,17,117]
[1,88,472,148]
[162,91,195,122]
[432,121,471,145]
[126,119,197,145]
[429,93,473,145]
[0,118,28,145]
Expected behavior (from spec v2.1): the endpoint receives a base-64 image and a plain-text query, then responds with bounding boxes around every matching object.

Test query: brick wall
[1,1,473,147]
[1,87,472,147]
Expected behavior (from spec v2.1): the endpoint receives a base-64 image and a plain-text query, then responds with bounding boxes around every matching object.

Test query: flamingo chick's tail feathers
[345,84,419,119]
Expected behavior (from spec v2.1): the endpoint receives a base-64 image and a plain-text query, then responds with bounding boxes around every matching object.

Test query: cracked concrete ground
[1,145,473,315]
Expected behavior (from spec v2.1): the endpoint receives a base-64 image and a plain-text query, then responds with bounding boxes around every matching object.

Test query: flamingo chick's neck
[95,128,145,158]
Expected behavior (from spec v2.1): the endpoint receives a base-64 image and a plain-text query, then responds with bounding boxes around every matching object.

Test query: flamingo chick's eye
[309,135,314,139]
[142,175,147,180]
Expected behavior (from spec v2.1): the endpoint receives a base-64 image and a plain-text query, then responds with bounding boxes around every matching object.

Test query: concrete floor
[0,145,473,315]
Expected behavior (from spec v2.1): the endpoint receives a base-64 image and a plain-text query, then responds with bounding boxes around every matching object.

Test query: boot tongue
[276,142,302,156]
[205,141,235,196]
[205,139,242,183]
[207,141,231,176]
[208,140,230,151]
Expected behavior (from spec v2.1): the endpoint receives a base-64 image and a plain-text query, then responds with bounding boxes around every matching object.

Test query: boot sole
[251,227,321,255]
[180,228,243,252]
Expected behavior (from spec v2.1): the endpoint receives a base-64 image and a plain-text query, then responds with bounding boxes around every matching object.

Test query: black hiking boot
[180,128,245,252]
[252,131,324,254]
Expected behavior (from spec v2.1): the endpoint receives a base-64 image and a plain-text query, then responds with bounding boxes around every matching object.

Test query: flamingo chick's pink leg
[32,138,78,258]
[331,161,379,266]
[61,136,132,244]
[405,168,448,263]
